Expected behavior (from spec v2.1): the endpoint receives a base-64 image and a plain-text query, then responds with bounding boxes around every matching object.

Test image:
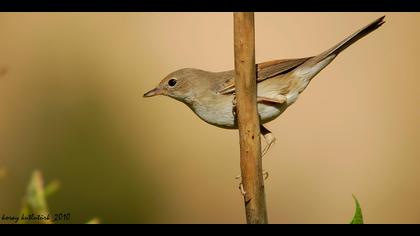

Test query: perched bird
[144,16,385,155]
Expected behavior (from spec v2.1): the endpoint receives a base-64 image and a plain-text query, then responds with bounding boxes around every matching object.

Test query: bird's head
[143,68,209,104]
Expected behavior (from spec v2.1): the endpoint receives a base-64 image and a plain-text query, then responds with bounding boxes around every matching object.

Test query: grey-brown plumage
[144,16,385,154]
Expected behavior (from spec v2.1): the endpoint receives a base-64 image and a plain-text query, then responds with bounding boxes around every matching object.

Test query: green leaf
[350,194,364,224]
[44,180,61,198]
[18,171,60,224]
[25,170,49,216]
[17,170,97,224]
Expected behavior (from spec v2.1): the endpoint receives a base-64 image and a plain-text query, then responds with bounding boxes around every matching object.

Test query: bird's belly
[192,95,288,129]
[192,96,237,129]
[258,103,288,124]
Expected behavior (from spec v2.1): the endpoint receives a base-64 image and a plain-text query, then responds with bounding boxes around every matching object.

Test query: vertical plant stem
[233,12,268,224]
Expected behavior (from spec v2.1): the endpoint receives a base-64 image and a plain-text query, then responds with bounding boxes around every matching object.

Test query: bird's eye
[168,78,177,87]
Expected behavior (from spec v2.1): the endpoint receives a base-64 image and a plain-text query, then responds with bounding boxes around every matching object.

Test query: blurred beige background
[0,13,419,224]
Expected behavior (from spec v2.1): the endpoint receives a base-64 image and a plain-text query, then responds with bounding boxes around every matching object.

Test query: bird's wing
[217,57,312,95]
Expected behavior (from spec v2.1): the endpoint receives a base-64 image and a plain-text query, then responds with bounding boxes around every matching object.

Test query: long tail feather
[315,16,385,63]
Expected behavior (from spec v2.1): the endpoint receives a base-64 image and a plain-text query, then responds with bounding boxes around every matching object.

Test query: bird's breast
[191,94,237,129]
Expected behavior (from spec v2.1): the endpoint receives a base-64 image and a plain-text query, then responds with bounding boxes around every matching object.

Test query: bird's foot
[260,125,276,157]
[235,175,246,196]
[235,171,269,196]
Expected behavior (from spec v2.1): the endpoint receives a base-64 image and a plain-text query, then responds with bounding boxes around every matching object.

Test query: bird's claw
[236,175,246,196]
[263,170,269,180]
[235,170,269,196]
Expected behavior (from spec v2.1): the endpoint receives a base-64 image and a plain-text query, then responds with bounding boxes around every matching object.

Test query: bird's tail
[318,15,385,61]
[296,16,385,77]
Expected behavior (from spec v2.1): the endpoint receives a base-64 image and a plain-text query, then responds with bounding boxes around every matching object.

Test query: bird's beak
[143,87,162,97]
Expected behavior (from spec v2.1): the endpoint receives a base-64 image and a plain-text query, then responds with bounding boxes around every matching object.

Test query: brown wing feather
[218,57,312,95]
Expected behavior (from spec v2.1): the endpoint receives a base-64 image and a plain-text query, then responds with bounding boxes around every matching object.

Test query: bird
[143,16,385,155]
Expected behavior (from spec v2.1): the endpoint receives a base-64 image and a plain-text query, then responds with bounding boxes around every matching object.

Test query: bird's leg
[234,99,276,194]
[256,95,282,157]
[259,126,275,183]
[235,125,272,195]
[260,125,276,157]
[232,92,246,196]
